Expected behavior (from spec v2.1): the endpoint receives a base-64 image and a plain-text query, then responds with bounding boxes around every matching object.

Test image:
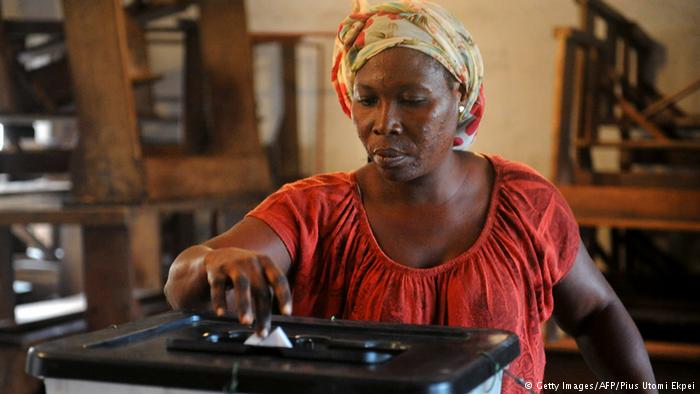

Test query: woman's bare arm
[164,216,292,336]
[552,240,657,393]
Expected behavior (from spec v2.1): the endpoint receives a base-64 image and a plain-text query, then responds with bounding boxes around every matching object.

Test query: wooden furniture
[0,0,335,324]
[61,0,271,203]
[0,0,271,332]
[0,1,269,197]
[0,2,328,393]
[549,0,700,359]
[248,32,333,183]
[0,2,335,185]
[0,194,138,330]
[552,0,700,191]
[545,337,700,391]
[0,189,261,394]
[0,191,266,331]
[551,0,700,231]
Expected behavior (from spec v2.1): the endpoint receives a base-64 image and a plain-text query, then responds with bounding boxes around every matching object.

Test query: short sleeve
[535,183,580,321]
[537,184,580,287]
[498,158,580,321]
[245,173,353,266]
[246,185,308,262]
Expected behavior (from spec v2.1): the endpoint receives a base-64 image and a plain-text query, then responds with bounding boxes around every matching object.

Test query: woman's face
[352,47,464,182]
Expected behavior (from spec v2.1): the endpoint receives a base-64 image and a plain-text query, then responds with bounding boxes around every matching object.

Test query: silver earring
[458,105,465,113]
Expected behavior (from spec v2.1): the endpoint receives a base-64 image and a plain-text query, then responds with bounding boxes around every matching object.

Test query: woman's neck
[365,151,475,206]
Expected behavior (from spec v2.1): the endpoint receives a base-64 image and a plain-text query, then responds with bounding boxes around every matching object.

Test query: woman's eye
[400,97,427,106]
[357,97,377,106]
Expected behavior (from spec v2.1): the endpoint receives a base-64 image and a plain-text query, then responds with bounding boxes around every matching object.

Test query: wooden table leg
[82,224,140,330]
[278,40,300,182]
[0,225,15,326]
[130,208,161,291]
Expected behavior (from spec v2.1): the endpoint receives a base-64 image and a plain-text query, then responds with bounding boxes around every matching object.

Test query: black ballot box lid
[27,311,519,394]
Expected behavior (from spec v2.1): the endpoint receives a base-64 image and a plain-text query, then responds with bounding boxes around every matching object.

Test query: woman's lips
[372,148,407,167]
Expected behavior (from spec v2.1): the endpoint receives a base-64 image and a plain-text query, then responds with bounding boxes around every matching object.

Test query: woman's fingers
[232,256,273,336]
[208,273,227,317]
[251,267,272,337]
[232,272,253,324]
[204,248,290,336]
[258,255,293,315]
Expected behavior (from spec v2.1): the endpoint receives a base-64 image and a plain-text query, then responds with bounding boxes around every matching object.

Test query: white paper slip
[243,326,293,348]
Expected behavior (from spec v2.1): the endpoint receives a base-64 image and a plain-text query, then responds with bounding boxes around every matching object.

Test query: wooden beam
[62,0,145,203]
[0,210,129,226]
[560,185,700,231]
[250,31,335,43]
[576,0,654,49]
[0,112,74,124]
[586,172,700,189]
[313,42,327,174]
[0,345,44,393]
[2,19,63,35]
[130,208,162,290]
[547,337,700,361]
[551,28,578,185]
[0,150,71,174]
[126,0,193,24]
[576,40,596,170]
[576,140,700,150]
[642,77,700,118]
[278,41,301,181]
[198,0,265,156]
[618,97,670,141]
[124,14,156,116]
[0,200,130,226]
[180,20,208,153]
[82,224,140,329]
[143,155,271,200]
[550,29,608,182]
[578,0,594,34]
[0,226,15,326]
[0,11,18,112]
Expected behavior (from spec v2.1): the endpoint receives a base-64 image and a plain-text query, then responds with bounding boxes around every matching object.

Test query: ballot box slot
[291,335,408,352]
[270,319,473,341]
[166,329,408,364]
[189,313,475,342]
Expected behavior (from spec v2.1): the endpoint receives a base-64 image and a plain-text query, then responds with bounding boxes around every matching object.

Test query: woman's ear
[458,82,467,107]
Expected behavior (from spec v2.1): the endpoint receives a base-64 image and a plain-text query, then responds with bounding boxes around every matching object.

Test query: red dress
[248,155,580,392]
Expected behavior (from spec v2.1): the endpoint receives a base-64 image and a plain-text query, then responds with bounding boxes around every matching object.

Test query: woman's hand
[164,217,294,337]
[203,247,292,337]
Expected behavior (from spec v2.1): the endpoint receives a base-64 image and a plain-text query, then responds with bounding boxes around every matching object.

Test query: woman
[165,0,656,391]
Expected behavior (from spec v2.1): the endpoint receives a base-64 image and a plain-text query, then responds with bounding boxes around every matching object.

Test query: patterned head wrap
[331,0,485,150]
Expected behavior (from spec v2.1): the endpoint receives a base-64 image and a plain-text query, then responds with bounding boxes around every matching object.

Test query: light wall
[247,0,700,177]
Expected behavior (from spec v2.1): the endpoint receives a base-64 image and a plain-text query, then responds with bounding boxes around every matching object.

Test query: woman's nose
[372,102,401,135]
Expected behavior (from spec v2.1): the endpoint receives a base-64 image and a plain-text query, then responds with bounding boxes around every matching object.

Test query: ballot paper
[243,326,293,348]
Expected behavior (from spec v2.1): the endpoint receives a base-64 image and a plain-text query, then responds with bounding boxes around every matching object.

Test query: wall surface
[247,0,700,177]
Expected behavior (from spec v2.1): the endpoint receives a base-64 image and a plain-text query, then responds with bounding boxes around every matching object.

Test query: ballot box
[26,311,519,394]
